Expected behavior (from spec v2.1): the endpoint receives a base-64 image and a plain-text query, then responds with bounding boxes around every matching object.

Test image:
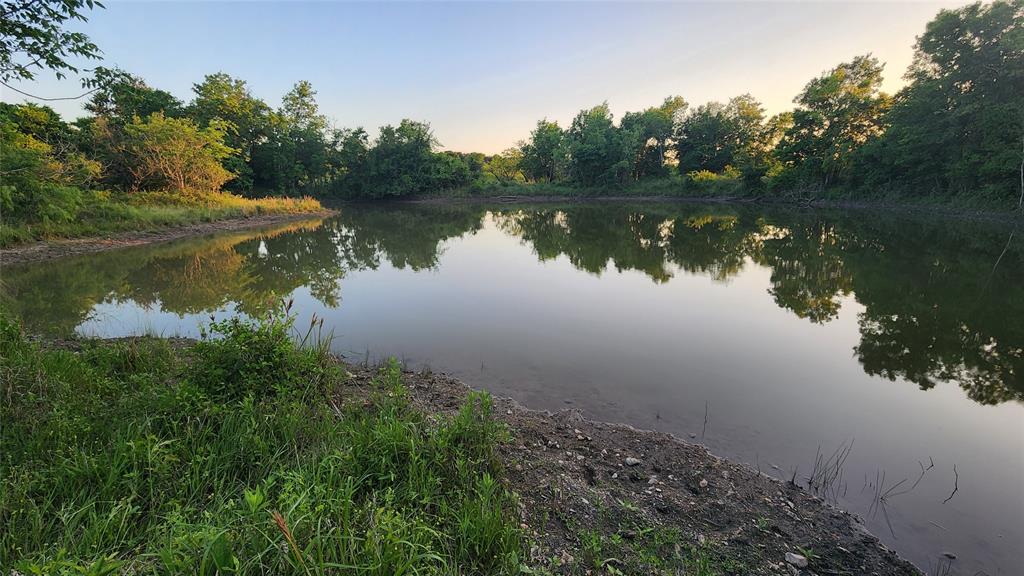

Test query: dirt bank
[344,365,922,575]
[0,210,336,265]
[391,194,1021,223]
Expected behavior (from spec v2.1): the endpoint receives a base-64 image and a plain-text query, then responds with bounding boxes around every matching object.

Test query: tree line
[514,0,1022,206]
[1,0,1021,215]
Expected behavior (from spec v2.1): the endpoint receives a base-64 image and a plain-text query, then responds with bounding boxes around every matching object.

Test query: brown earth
[343,365,922,576]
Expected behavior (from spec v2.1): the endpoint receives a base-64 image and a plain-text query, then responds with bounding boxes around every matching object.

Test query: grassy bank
[0,310,922,575]
[0,312,522,574]
[0,191,324,249]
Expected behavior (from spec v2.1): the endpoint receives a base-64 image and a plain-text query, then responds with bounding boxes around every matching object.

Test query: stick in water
[942,464,959,504]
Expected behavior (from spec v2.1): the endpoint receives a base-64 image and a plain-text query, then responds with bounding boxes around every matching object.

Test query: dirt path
[0,211,336,266]
[345,365,923,575]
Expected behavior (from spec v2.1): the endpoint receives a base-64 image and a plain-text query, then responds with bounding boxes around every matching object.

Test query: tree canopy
[2,0,1021,208]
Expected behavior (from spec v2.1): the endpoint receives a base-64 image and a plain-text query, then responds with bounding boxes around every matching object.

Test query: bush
[188,309,331,401]
[684,167,743,196]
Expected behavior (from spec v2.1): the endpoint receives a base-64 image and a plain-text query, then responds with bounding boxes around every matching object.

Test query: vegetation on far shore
[2,1,1021,251]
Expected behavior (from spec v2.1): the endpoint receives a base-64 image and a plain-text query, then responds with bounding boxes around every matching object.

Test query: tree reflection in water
[2,203,1019,405]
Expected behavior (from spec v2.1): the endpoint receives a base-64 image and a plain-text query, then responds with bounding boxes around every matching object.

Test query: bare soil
[0,211,335,266]
[343,365,922,576]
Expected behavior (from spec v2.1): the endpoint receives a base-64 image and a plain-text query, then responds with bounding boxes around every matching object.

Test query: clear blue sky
[3,1,966,154]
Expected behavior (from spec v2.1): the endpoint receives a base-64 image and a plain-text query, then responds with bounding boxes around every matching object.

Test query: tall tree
[621,95,687,179]
[188,73,272,193]
[566,103,630,186]
[857,0,1024,203]
[519,120,566,182]
[776,55,891,188]
[675,94,765,175]
[85,73,184,122]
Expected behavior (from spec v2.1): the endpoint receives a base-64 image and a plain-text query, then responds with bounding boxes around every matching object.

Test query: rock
[699,478,709,489]
[785,552,809,568]
[625,457,642,466]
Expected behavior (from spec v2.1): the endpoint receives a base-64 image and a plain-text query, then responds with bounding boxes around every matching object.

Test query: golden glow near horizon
[1,1,971,155]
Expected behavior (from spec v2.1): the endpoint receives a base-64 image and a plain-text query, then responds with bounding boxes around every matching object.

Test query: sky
[3,1,970,154]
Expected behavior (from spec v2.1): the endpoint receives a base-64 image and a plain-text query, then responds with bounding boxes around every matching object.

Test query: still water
[3,203,1021,574]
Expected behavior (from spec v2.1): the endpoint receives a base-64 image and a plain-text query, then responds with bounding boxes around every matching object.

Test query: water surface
[4,203,1021,574]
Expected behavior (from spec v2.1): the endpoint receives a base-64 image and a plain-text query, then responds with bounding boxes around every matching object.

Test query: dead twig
[942,464,959,504]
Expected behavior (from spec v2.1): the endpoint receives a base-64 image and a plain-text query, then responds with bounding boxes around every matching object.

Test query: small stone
[699,479,709,489]
[612,472,619,479]
[648,476,658,485]
[785,552,808,568]
[625,457,642,466]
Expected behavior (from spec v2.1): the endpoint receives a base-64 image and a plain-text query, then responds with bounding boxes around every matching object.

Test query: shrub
[188,309,330,401]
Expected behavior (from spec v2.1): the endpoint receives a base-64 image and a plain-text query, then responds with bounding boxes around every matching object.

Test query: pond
[3,202,1021,574]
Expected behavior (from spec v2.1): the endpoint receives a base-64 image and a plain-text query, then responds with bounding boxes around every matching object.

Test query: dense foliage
[2,0,1021,218]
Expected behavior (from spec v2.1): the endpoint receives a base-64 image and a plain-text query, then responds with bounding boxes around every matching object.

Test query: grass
[0,310,524,574]
[0,190,325,248]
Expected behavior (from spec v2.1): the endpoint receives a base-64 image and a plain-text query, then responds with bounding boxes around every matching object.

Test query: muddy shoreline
[345,364,922,575]
[388,194,1022,223]
[0,210,336,266]
[38,335,922,574]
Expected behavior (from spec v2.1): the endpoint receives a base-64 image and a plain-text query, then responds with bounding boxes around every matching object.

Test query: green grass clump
[0,314,523,575]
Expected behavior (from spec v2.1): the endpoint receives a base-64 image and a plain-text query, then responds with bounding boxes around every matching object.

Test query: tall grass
[0,191,324,248]
[0,312,523,575]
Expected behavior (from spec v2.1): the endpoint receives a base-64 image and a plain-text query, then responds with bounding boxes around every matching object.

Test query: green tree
[620,95,687,179]
[85,73,184,122]
[519,119,566,182]
[0,106,99,222]
[675,94,765,176]
[354,119,440,198]
[187,73,272,193]
[856,0,1024,204]
[485,148,524,183]
[566,103,630,186]
[0,0,101,84]
[119,112,235,193]
[776,55,891,188]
